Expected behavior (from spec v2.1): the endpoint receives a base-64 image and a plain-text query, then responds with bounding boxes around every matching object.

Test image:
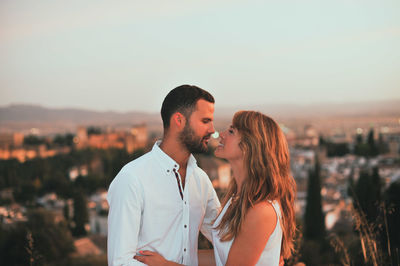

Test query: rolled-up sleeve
[107,170,145,266]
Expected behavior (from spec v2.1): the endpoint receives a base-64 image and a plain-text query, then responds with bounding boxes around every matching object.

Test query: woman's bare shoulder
[239,200,278,238]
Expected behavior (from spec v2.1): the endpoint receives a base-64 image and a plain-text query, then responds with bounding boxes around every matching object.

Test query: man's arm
[200,180,221,242]
[107,170,145,266]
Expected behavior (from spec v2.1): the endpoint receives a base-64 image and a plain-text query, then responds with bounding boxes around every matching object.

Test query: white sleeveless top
[211,198,283,266]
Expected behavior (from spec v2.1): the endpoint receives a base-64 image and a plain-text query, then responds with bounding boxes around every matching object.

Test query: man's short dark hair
[161,85,215,129]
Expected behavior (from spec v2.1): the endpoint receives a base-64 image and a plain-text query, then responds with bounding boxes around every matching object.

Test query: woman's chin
[214,150,223,158]
[215,152,228,160]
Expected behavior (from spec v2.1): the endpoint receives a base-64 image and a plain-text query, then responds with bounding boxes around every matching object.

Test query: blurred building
[36,193,66,224]
[0,143,70,162]
[73,237,102,257]
[74,124,148,153]
[88,190,109,236]
[383,132,400,155]
[195,155,231,190]
[0,132,24,149]
[0,203,27,226]
[284,125,319,148]
[126,125,148,153]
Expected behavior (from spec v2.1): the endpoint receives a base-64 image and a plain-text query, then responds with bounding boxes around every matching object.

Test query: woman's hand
[133,250,181,266]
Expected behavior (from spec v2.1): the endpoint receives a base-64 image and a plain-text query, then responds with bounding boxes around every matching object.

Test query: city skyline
[1,0,400,112]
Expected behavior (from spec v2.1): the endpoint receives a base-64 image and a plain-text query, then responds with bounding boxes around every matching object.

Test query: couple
[107,85,297,266]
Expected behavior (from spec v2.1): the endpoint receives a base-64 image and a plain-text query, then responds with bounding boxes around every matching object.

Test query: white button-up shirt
[107,141,221,266]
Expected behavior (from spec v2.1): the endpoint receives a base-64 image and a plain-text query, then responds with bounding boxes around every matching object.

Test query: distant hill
[0,100,399,134]
[216,99,400,119]
[0,104,161,134]
[0,104,159,124]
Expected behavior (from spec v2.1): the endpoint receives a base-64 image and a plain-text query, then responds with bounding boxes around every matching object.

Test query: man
[107,85,221,266]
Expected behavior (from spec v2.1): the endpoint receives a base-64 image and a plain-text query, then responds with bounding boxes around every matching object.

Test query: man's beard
[179,123,210,154]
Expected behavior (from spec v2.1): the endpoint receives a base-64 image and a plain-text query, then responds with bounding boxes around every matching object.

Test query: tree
[384,181,400,264]
[53,133,75,147]
[0,223,30,265]
[354,129,380,157]
[367,128,378,157]
[378,133,389,155]
[353,167,382,223]
[87,127,102,135]
[27,209,75,264]
[304,158,326,241]
[23,135,46,146]
[72,190,89,236]
[326,142,349,157]
[356,133,363,146]
[0,209,75,265]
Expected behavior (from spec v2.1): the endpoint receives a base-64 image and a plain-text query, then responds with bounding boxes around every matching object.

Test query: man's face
[179,99,215,153]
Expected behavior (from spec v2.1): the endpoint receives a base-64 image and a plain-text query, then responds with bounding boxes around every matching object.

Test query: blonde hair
[215,111,297,259]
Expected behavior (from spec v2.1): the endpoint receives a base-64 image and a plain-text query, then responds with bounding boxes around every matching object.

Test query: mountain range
[0,100,399,134]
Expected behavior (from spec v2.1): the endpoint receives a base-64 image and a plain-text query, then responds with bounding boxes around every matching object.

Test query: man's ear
[171,112,186,129]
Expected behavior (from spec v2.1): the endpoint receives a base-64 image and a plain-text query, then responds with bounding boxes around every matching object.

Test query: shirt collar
[151,140,197,173]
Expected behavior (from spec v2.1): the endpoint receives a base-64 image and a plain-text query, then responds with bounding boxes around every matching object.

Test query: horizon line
[2,98,400,114]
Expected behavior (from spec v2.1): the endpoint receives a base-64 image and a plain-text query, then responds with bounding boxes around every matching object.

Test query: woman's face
[214,125,243,162]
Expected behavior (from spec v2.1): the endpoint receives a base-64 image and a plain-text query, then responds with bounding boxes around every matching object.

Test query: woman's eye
[228,129,234,134]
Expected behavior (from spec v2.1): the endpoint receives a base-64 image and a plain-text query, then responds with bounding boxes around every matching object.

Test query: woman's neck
[229,159,247,194]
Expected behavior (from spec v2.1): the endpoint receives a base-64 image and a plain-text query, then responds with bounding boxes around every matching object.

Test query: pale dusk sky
[1,0,399,112]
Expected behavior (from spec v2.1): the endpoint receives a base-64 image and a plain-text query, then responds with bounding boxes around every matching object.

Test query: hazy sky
[1,0,399,112]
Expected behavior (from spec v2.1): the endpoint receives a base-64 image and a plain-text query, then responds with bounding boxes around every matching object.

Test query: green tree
[354,133,369,156]
[0,209,75,265]
[353,167,382,223]
[53,133,75,147]
[72,190,89,236]
[0,159,20,189]
[87,127,102,135]
[384,180,400,265]
[27,209,75,264]
[367,128,378,156]
[0,223,30,265]
[300,158,346,266]
[326,142,349,157]
[23,135,46,146]
[378,133,389,155]
[304,158,326,241]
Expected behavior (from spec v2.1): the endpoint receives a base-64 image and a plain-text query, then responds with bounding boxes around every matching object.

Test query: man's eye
[229,129,234,134]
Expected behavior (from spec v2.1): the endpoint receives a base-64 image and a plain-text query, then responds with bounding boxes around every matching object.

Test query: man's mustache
[202,134,212,140]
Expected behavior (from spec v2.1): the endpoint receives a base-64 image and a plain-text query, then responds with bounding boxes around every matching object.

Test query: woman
[211,111,297,266]
[134,111,296,266]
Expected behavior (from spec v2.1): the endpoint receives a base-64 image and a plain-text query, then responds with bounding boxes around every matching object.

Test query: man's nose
[209,123,215,134]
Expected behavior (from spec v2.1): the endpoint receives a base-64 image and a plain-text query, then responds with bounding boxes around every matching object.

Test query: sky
[1,0,399,112]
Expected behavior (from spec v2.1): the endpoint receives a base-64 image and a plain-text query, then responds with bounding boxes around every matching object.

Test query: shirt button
[184,225,187,228]
[167,170,170,173]
[184,201,187,204]
[184,248,186,252]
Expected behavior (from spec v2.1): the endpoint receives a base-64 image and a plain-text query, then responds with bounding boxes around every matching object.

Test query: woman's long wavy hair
[215,111,297,259]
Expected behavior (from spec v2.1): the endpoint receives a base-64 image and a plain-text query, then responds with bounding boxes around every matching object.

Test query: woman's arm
[134,249,217,266]
[225,201,277,266]
[133,251,182,266]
